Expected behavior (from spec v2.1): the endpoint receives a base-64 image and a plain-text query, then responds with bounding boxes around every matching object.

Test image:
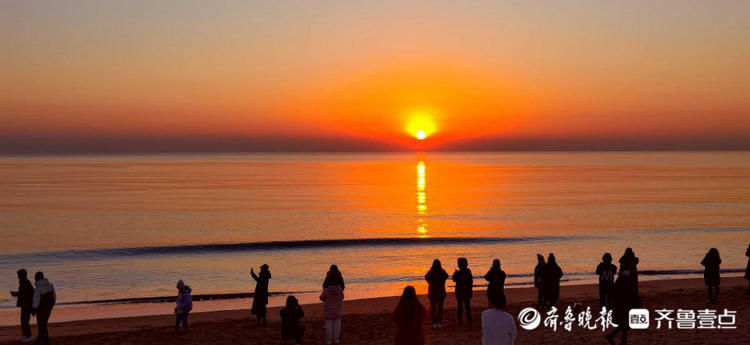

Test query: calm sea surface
[1,152,749,310]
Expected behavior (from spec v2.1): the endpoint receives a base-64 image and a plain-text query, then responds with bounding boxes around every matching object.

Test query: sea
[1,152,748,322]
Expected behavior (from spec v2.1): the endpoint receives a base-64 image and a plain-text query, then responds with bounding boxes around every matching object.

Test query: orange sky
[1,1,749,152]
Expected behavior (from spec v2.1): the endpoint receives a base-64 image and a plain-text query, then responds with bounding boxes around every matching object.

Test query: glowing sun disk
[405,110,437,140]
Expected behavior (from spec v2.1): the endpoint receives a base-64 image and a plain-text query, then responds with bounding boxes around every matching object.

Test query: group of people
[10,244,750,345]
[10,270,56,344]
[249,264,345,345]
[533,253,564,308]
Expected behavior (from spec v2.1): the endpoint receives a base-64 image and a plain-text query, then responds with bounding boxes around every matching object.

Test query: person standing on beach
[618,248,640,303]
[701,248,722,303]
[484,259,507,307]
[425,259,449,328]
[596,253,617,308]
[251,264,271,325]
[605,274,636,345]
[745,244,750,294]
[10,269,34,343]
[533,254,546,308]
[323,264,345,291]
[31,272,55,345]
[452,257,474,326]
[393,286,425,345]
[174,279,192,331]
[280,296,305,345]
[320,278,344,345]
[481,292,517,345]
[543,254,563,307]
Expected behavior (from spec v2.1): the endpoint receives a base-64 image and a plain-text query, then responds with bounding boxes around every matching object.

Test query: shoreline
[1,276,747,344]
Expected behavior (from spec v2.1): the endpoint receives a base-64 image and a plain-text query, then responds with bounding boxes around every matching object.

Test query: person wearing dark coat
[323,264,345,291]
[251,264,271,325]
[533,254,546,308]
[605,274,636,345]
[701,248,722,303]
[484,259,507,305]
[618,248,640,303]
[452,257,474,325]
[543,254,563,307]
[280,296,305,345]
[424,259,449,328]
[393,286,425,345]
[596,253,617,308]
[745,244,750,294]
[174,279,192,331]
[31,272,55,345]
[10,269,34,342]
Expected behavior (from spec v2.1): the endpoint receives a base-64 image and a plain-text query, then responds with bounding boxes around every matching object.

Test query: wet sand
[0,277,747,344]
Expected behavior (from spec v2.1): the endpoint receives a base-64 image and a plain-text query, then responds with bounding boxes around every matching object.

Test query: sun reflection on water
[416,161,427,236]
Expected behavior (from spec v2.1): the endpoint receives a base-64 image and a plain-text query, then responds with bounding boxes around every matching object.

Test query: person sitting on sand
[701,248,722,303]
[251,264,271,325]
[452,257,474,326]
[425,259,449,329]
[484,259,507,306]
[323,264,345,291]
[481,291,517,345]
[10,269,34,343]
[543,254,563,307]
[31,272,55,345]
[280,296,306,345]
[745,244,750,294]
[174,279,192,331]
[534,254,546,308]
[618,248,640,302]
[393,286,425,345]
[596,253,617,308]
[605,274,636,345]
[320,278,344,345]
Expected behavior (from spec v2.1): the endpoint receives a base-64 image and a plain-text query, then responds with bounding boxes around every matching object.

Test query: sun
[405,109,437,140]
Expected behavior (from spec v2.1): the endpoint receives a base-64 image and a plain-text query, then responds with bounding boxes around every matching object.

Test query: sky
[1,0,749,153]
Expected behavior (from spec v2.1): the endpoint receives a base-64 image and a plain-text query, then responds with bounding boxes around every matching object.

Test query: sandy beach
[1,277,747,345]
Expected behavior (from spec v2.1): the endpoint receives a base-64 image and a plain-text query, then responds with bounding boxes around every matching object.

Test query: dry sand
[1,277,747,344]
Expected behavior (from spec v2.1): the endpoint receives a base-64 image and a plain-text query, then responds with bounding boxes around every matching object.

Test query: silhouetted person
[323,264,345,291]
[618,248,640,303]
[452,257,474,325]
[393,286,425,345]
[745,244,750,294]
[596,253,617,308]
[481,291,517,345]
[543,254,563,307]
[701,248,722,303]
[425,259,449,328]
[320,282,344,345]
[174,279,192,331]
[280,296,305,345]
[533,254,546,308]
[251,264,271,325]
[10,269,34,342]
[605,275,636,345]
[31,272,55,345]
[484,259,507,306]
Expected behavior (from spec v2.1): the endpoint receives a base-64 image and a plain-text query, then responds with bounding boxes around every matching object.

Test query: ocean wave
[57,290,317,306]
[0,236,588,264]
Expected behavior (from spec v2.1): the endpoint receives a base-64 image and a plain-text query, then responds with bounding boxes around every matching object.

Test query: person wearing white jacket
[319,283,344,344]
[481,292,516,345]
[31,272,56,345]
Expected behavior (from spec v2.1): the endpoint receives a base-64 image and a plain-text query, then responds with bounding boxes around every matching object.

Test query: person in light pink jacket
[320,283,344,345]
